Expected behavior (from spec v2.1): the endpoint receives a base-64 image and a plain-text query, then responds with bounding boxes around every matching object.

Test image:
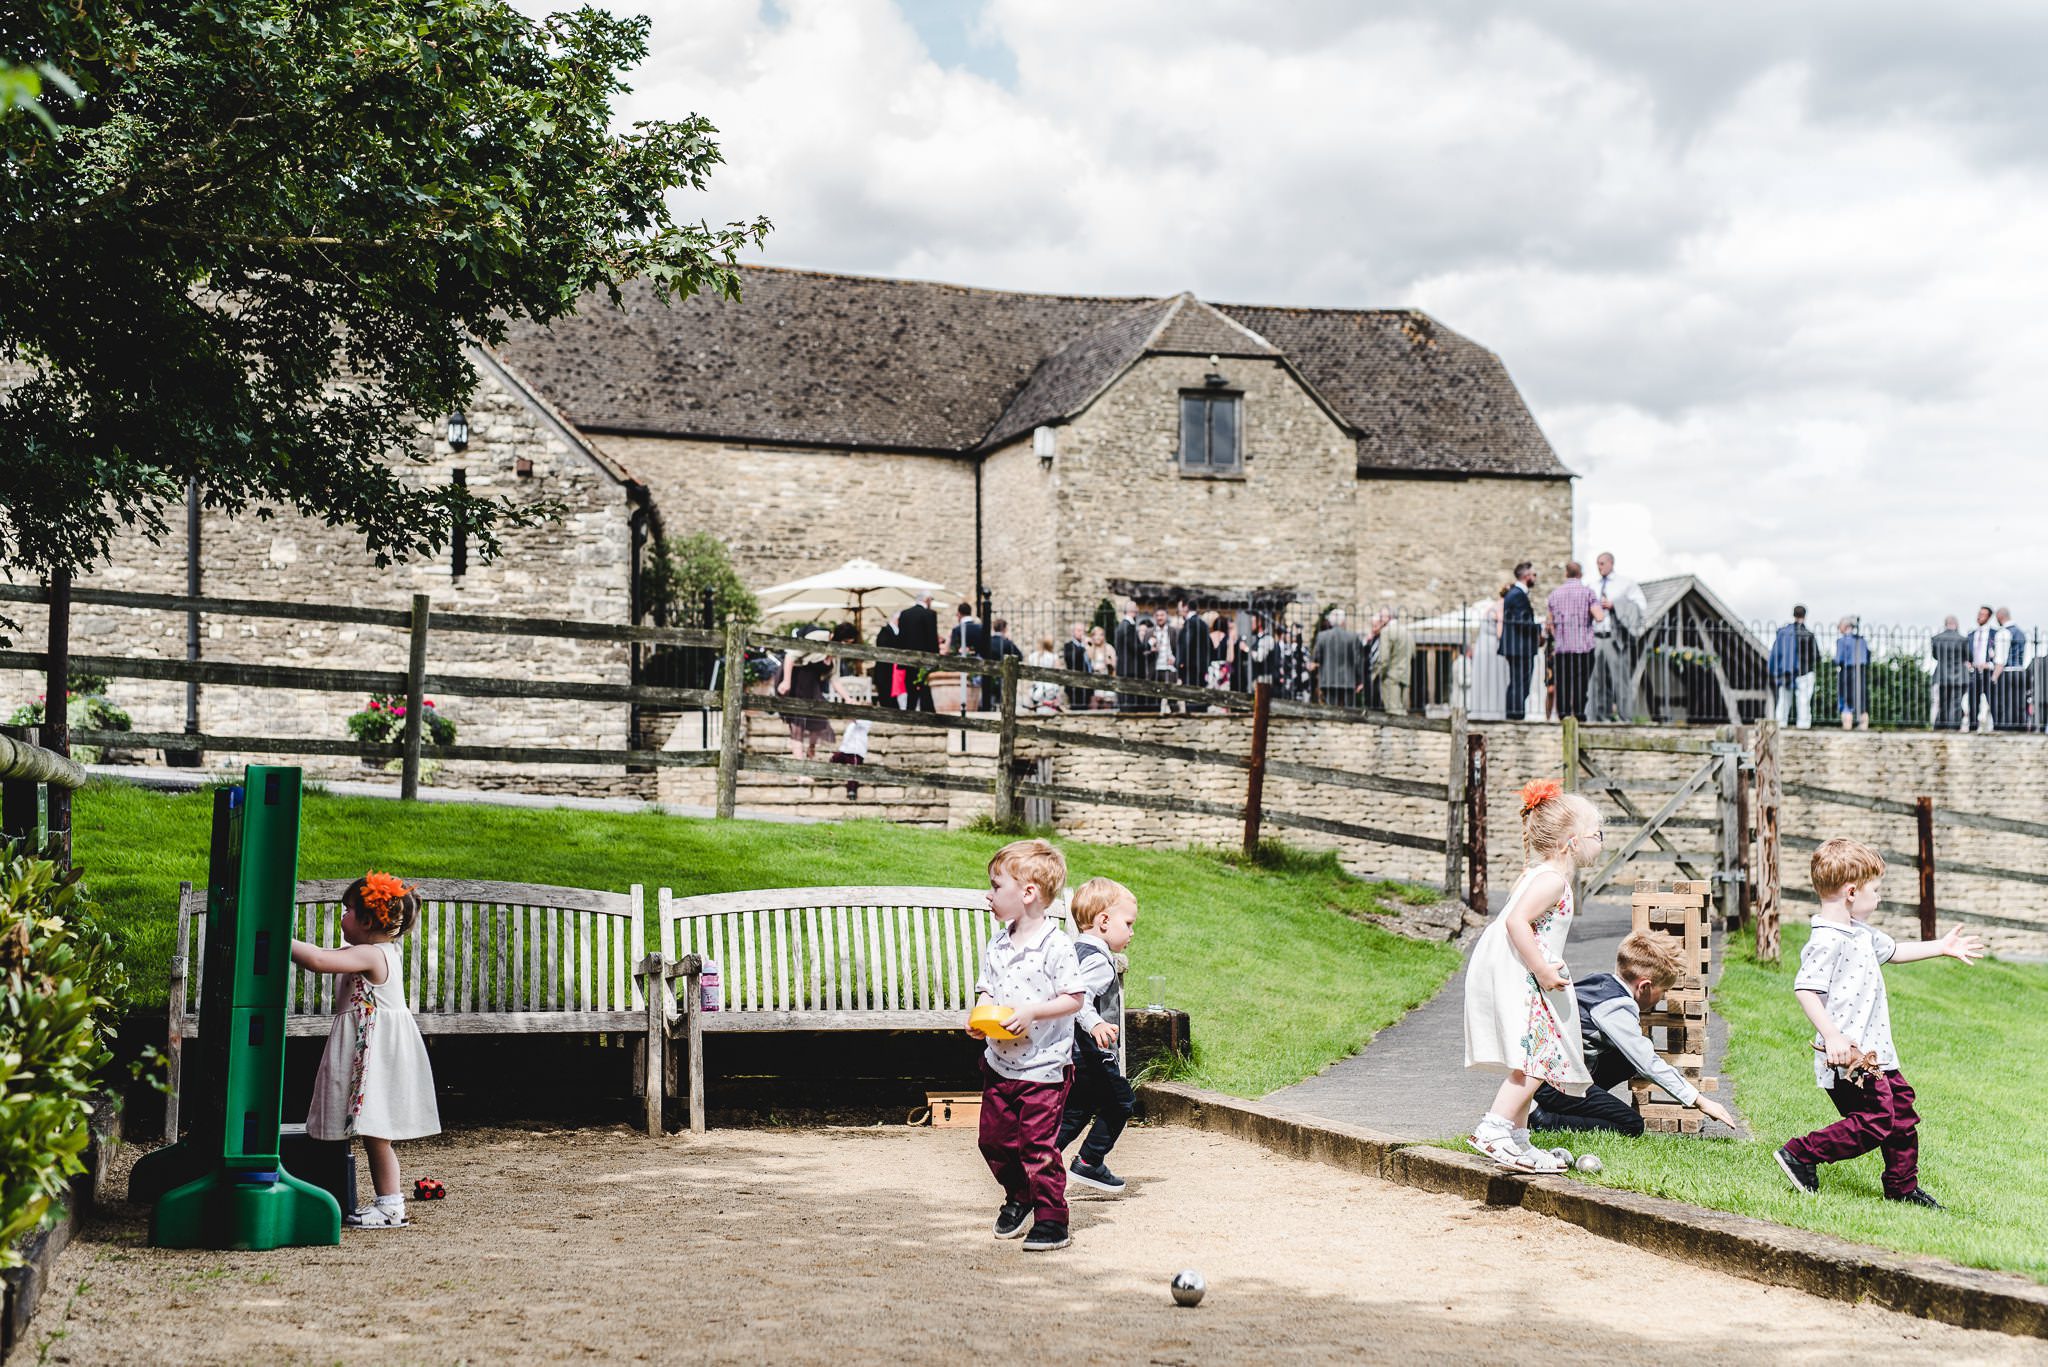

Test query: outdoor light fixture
[447,411,469,450]
[1034,425,1056,467]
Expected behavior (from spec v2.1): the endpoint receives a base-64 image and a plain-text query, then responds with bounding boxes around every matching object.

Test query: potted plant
[345,694,457,767]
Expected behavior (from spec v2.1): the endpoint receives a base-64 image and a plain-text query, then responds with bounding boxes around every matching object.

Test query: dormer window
[1179,390,1242,474]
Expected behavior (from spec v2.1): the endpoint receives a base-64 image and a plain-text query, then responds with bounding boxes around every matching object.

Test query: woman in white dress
[1463,781,1601,1172]
[292,872,440,1227]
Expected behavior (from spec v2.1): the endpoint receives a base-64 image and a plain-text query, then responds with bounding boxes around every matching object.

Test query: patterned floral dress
[307,941,441,1141]
[1462,869,1592,1095]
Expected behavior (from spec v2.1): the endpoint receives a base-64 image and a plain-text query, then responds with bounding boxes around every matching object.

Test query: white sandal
[345,1203,409,1228]
[1469,1130,1546,1171]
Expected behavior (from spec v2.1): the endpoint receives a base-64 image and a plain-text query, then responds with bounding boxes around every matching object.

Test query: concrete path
[1267,893,1735,1140]
[86,763,822,823]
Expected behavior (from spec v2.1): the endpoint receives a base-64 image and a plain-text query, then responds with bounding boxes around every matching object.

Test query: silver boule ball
[1575,1153,1603,1174]
[1170,1269,1206,1307]
[1548,1147,1573,1165]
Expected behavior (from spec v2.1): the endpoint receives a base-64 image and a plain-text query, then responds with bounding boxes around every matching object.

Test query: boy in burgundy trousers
[1775,838,1982,1208]
[969,839,1085,1252]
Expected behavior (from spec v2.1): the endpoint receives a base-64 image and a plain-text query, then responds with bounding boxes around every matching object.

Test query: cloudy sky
[518,0,2047,627]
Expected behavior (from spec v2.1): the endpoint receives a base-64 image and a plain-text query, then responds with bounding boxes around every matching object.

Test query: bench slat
[662,885,993,918]
[699,1009,969,1033]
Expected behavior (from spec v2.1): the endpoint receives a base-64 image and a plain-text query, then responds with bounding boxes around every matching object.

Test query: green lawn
[74,780,1457,1098]
[1530,922,2048,1282]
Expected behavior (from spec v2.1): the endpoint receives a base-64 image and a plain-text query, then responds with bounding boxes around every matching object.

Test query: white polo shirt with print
[975,916,1085,1082]
[1793,918,1898,1088]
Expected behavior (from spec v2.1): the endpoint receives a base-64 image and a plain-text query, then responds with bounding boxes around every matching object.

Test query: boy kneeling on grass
[1528,930,1737,1136]
[1774,838,1983,1209]
[969,839,1086,1252]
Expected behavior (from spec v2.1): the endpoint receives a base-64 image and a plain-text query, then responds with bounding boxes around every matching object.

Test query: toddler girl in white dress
[1463,780,1601,1172]
[291,871,440,1228]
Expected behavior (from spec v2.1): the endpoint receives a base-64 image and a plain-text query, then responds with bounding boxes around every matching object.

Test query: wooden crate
[925,1091,982,1129]
[1628,880,1717,1132]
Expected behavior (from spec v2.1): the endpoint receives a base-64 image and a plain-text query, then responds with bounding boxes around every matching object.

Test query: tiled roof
[496,265,1569,478]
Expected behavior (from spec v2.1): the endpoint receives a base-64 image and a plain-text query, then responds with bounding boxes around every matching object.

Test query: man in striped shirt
[1546,561,1603,722]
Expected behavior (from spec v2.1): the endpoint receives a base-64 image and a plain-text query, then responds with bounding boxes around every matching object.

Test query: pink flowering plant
[345,693,457,747]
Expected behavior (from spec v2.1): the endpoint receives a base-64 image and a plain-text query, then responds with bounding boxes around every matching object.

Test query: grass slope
[1532,922,2048,1282]
[75,780,1457,1098]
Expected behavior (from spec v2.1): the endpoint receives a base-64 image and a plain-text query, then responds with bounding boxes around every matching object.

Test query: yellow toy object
[969,1003,1021,1040]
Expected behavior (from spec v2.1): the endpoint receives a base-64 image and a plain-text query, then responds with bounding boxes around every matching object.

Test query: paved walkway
[1267,893,1736,1140]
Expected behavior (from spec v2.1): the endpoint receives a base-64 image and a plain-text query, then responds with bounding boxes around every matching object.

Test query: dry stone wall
[1,365,647,796]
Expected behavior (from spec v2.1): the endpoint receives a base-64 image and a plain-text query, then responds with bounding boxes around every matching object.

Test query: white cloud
[516,0,2048,627]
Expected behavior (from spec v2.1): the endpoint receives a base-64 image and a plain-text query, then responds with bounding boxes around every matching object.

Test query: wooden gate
[1562,720,1746,923]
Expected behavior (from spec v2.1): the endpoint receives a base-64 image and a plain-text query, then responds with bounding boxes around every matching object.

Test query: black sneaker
[993,1200,1030,1239]
[1022,1220,1072,1252]
[1775,1146,1819,1195]
[1070,1159,1126,1194]
[1890,1188,1945,1210]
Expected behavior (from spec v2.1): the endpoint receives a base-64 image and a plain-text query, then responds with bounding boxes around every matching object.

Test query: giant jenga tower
[1628,878,1719,1133]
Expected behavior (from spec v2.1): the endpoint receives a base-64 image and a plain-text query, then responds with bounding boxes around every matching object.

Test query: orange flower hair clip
[356,870,415,932]
[1518,778,1563,814]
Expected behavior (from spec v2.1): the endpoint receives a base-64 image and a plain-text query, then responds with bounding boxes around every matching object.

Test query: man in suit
[1369,609,1415,714]
[983,616,1023,708]
[1112,600,1148,713]
[895,592,940,712]
[1061,621,1092,710]
[1309,608,1365,707]
[1177,601,1213,694]
[1769,605,1821,729]
[947,601,987,657]
[1996,607,2028,730]
[1499,562,1539,721]
[1967,605,2001,733]
[1928,615,1968,730]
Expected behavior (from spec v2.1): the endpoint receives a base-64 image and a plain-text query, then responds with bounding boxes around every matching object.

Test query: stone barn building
[497,265,1574,622]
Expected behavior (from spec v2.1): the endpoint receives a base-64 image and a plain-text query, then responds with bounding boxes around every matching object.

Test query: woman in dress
[1087,626,1117,709]
[776,627,839,759]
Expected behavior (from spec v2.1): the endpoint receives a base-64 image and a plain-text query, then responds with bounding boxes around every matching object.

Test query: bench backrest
[658,885,1074,1015]
[179,878,646,1024]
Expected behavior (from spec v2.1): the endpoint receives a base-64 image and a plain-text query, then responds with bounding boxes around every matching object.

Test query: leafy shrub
[0,843,129,1266]
[344,693,457,747]
[7,674,132,764]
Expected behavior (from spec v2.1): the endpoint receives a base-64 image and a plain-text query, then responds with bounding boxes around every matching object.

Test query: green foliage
[74,780,1459,1097]
[640,532,759,629]
[0,842,129,1266]
[343,693,457,747]
[1,1,770,581]
[1091,598,1117,636]
[8,676,131,762]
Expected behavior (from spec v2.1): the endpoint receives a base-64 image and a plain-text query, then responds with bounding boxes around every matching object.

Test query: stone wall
[1355,475,1574,609]
[1051,355,1359,607]
[595,434,978,607]
[1,363,649,796]
[978,435,1058,607]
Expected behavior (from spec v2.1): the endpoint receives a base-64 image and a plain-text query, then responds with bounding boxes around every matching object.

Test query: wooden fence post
[994,655,1020,828]
[716,625,748,820]
[1754,720,1782,963]
[1560,716,1578,791]
[1242,681,1273,858]
[1916,795,1936,940]
[1714,724,1740,928]
[1443,706,1467,895]
[400,592,430,800]
[1735,725,1753,929]
[42,569,71,868]
[1465,732,1487,914]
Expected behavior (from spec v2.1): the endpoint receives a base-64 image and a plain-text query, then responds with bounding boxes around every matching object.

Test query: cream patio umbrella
[755,559,947,633]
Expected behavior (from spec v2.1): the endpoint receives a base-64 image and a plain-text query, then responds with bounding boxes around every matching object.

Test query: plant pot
[928,670,982,713]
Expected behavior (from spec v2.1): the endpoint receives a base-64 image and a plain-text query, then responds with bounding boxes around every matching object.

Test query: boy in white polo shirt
[1774,838,1982,1208]
[968,838,1086,1252]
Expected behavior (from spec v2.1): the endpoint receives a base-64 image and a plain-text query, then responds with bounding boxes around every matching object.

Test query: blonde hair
[989,838,1067,902]
[1518,779,1600,861]
[1071,877,1135,933]
[1615,930,1684,992]
[1810,837,1885,900]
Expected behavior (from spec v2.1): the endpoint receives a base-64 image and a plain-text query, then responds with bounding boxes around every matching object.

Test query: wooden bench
[643,885,1072,1134]
[163,877,646,1141]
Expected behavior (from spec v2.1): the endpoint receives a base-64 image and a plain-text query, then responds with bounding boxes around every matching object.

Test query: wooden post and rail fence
[0,583,1486,896]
